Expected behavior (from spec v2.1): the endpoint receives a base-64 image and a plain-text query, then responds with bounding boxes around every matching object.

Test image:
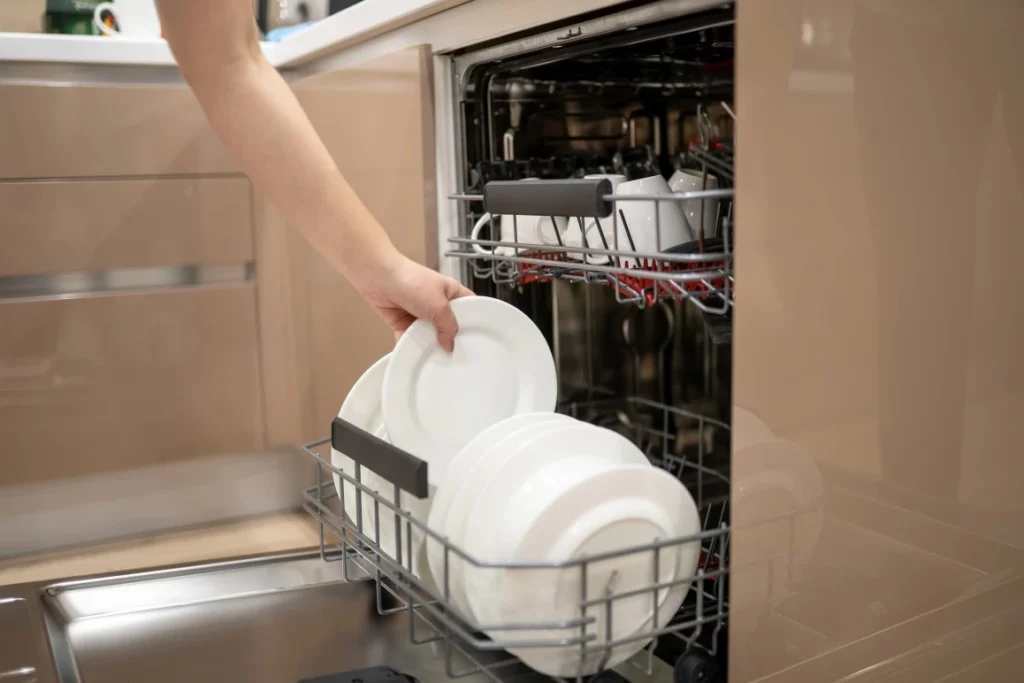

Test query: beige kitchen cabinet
[0,85,271,557]
[733,2,1024,681]
[0,81,237,179]
[0,285,265,486]
[254,45,437,446]
[0,283,280,557]
[0,177,253,277]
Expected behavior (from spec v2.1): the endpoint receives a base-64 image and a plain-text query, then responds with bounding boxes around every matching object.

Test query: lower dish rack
[302,396,730,683]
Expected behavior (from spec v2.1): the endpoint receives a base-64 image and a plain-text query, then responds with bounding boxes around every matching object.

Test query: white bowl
[425,412,569,618]
[470,454,701,677]
[461,421,651,623]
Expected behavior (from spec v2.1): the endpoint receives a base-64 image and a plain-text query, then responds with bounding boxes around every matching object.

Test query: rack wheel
[674,649,722,683]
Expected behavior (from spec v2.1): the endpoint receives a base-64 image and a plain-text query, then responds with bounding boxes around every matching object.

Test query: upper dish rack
[446,177,735,312]
[302,395,731,683]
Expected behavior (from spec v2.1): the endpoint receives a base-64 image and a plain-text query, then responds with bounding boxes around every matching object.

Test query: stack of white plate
[332,297,701,677]
[427,413,701,677]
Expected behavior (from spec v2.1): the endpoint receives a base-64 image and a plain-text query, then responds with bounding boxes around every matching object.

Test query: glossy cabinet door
[0,178,253,276]
[733,2,1024,681]
[0,287,264,485]
[0,285,269,556]
[0,81,236,179]
[255,45,437,446]
[0,174,270,556]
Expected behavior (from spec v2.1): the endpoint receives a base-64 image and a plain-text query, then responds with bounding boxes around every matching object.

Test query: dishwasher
[5,3,1020,683]
[303,5,745,682]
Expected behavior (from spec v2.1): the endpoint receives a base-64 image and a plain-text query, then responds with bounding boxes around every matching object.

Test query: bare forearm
[156,0,397,279]
[193,56,396,276]
[155,0,472,351]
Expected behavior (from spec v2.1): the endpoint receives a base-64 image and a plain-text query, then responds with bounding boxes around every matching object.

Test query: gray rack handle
[483,178,614,218]
[331,417,429,499]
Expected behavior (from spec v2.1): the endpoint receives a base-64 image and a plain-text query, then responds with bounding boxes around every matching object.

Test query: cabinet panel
[0,82,237,179]
[734,2,1024,682]
[0,285,265,487]
[301,46,437,437]
[0,178,253,277]
[256,45,436,445]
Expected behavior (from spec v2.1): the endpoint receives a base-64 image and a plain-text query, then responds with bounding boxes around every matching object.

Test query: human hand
[356,252,474,352]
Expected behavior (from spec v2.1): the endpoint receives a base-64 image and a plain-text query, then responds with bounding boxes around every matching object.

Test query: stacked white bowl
[426,412,701,677]
[332,297,701,677]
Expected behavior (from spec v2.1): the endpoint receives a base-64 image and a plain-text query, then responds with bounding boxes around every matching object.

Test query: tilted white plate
[331,354,433,577]
[382,296,557,486]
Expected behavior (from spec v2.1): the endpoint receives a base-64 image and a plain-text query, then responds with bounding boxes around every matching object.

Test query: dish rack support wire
[446,175,734,313]
[302,396,731,682]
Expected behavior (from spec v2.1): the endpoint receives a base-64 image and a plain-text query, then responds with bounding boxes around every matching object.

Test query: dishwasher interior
[307,4,739,683]
[451,4,735,425]
[451,5,736,680]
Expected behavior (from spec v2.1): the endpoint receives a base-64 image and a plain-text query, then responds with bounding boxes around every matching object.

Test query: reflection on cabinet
[0,285,265,486]
[734,1,1024,681]
[0,82,236,179]
[0,177,253,277]
[255,45,437,445]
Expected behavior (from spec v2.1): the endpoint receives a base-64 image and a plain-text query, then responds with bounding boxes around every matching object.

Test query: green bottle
[45,0,105,36]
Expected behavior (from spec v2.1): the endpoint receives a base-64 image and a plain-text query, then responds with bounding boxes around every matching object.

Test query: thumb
[431,300,459,353]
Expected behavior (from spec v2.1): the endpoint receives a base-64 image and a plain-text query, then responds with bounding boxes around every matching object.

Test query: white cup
[613,175,693,267]
[93,0,161,38]
[669,169,721,240]
[469,179,569,256]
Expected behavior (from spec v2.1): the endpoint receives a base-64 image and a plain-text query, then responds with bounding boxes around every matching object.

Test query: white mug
[470,213,570,256]
[613,175,693,267]
[669,169,720,240]
[93,0,161,38]
[469,179,569,256]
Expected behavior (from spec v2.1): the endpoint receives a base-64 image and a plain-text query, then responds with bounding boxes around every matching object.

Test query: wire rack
[302,396,730,683]
[446,176,735,314]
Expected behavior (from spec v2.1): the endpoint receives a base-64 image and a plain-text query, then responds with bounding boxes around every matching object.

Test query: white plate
[462,421,651,624]
[331,354,434,576]
[425,412,570,618]
[487,460,701,677]
[382,297,557,486]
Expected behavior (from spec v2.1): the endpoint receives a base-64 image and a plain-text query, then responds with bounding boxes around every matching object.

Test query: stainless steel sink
[0,551,672,683]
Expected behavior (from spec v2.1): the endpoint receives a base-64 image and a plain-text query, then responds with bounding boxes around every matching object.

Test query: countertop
[0,0,464,69]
